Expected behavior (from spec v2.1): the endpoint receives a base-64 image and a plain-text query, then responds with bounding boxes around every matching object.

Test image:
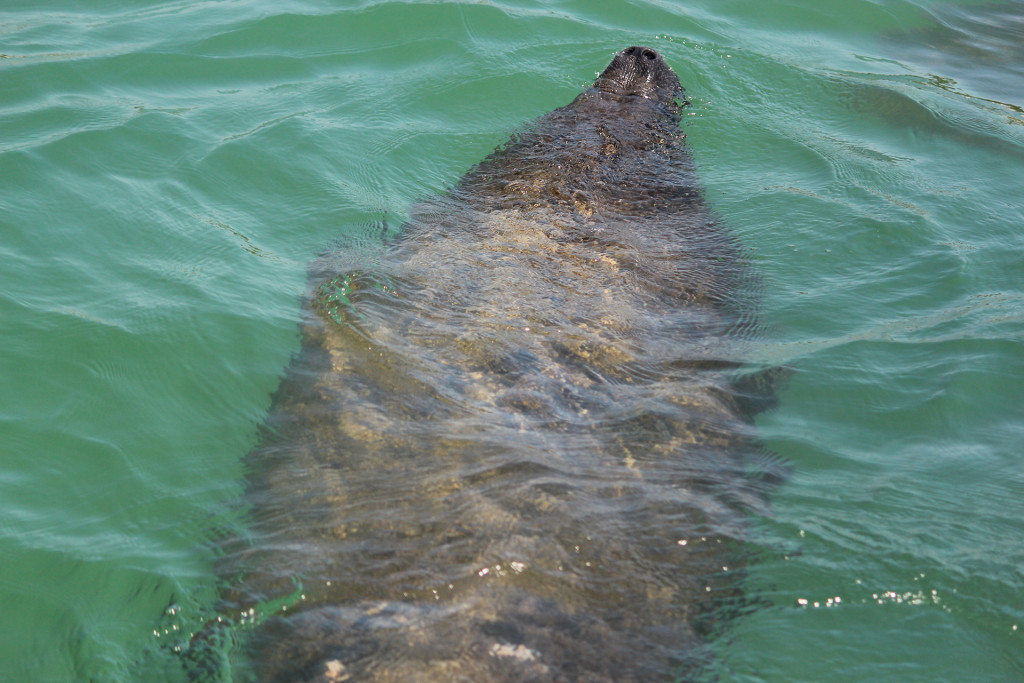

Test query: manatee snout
[596,45,681,101]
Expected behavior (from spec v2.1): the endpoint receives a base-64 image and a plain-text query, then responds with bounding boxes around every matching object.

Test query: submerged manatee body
[211,46,780,682]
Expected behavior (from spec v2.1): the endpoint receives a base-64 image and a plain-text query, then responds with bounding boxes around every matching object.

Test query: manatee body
[212,46,777,682]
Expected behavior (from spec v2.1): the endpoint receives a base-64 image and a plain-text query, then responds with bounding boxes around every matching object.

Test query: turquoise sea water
[2,1,1022,680]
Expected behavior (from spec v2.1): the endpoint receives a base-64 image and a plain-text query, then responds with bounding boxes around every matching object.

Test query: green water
[2,1,1021,680]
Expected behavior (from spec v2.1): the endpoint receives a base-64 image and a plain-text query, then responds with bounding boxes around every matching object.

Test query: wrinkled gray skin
[202,46,780,682]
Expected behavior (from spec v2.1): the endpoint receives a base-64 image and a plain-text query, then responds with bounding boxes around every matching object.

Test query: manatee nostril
[623,46,659,61]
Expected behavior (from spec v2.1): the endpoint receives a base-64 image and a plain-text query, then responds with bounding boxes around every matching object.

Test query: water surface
[1,1,1021,680]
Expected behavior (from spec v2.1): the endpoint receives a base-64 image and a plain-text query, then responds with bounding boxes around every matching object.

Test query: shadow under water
[194,45,785,682]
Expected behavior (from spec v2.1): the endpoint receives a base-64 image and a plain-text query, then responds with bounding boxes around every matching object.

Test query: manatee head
[593,45,683,104]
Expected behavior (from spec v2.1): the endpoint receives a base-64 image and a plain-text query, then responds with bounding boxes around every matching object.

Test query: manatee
[197,46,781,682]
